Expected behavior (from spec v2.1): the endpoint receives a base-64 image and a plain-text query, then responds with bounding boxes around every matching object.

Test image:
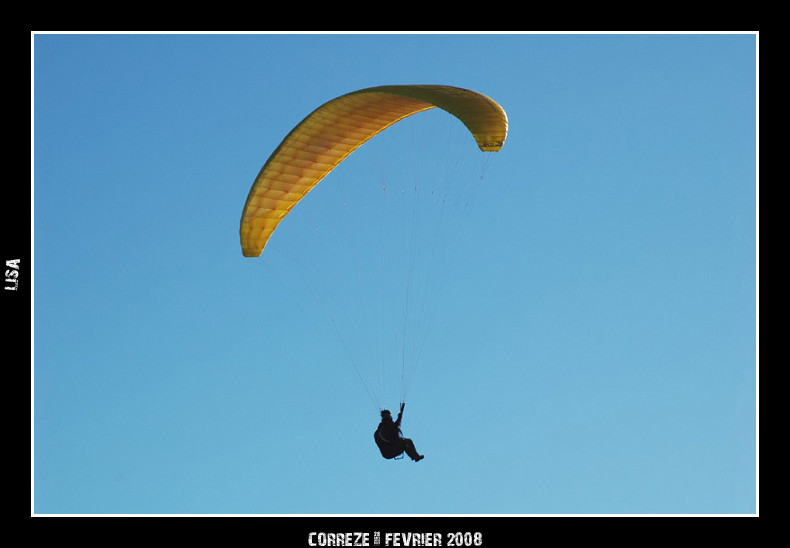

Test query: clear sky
[32,32,756,518]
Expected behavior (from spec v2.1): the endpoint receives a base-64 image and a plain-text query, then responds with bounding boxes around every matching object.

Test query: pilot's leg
[402,438,424,461]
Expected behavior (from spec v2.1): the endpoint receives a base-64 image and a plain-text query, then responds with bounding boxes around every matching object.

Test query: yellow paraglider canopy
[239,85,508,257]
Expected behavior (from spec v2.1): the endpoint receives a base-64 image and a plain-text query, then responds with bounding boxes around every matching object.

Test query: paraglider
[240,85,508,257]
[375,403,424,462]
[240,85,508,460]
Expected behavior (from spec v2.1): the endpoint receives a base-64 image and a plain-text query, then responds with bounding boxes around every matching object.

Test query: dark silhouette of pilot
[374,403,424,462]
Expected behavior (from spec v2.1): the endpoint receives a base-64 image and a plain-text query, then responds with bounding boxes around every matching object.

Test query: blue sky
[33,33,756,518]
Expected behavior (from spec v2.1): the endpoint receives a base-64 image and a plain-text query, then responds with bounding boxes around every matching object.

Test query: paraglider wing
[239,85,509,257]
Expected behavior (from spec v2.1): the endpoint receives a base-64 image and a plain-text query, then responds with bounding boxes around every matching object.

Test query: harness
[375,428,405,459]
